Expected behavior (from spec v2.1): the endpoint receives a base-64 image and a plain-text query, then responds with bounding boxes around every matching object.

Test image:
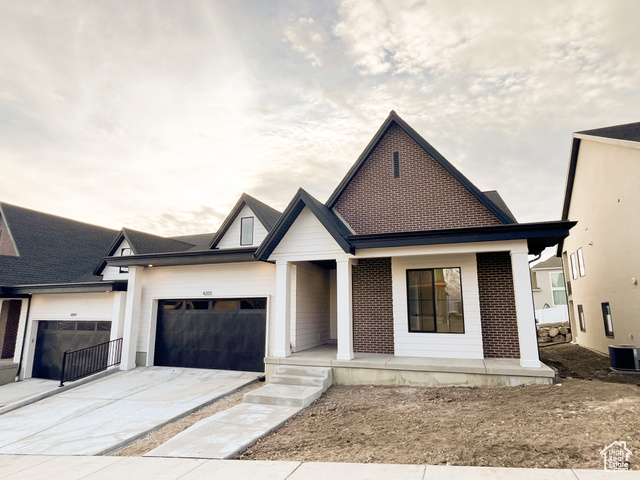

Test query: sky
[1,0,639,241]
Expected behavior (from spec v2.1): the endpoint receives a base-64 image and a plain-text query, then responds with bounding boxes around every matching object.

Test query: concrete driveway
[0,367,258,456]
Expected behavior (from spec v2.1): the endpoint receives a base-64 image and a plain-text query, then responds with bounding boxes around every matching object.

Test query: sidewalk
[0,455,637,479]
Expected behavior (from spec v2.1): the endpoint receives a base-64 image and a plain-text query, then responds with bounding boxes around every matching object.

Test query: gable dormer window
[240,217,254,246]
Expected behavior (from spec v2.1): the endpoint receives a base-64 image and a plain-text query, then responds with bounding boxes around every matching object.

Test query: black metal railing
[59,338,123,387]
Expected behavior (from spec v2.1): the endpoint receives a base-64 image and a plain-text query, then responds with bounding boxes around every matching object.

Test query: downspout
[15,295,32,380]
[528,253,541,265]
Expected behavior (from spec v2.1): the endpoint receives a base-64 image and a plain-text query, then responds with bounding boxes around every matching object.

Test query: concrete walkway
[0,455,637,479]
[0,367,258,456]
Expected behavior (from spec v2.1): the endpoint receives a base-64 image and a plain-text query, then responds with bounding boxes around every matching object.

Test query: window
[550,272,567,306]
[577,304,586,332]
[240,217,254,246]
[577,247,586,277]
[393,152,400,178]
[407,267,464,333]
[119,247,132,273]
[602,302,614,337]
[569,252,578,280]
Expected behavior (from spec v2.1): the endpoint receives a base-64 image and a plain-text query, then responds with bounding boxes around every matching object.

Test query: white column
[110,291,127,341]
[12,299,29,365]
[274,261,292,358]
[511,250,540,368]
[120,266,143,370]
[336,258,354,361]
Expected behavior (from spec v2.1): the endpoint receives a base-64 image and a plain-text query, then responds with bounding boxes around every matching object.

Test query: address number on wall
[203,291,213,296]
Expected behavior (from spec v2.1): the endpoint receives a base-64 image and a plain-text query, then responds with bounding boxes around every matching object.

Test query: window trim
[601,302,614,338]
[549,271,567,306]
[577,247,586,277]
[406,267,465,334]
[577,304,586,332]
[240,216,254,246]
[569,252,578,280]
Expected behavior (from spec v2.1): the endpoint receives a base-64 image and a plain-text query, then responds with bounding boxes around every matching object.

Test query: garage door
[32,321,112,380]
[154,298,267,372]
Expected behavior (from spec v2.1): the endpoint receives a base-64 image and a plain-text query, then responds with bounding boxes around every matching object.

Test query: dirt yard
[237,344,640,469]
[116,344,640,469]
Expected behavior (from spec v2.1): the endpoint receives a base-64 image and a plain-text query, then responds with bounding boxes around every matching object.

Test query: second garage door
[154,298,267,372]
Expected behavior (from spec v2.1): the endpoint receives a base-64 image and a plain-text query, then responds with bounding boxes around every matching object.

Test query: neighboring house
[558,121,640,355]
[3,111,575,386]
[530,256,569,324]
[0,203,120,384]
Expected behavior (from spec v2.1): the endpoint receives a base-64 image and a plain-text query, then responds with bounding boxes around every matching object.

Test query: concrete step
[274,365,332,382]
[243,383,324,408]
[269,373,329,389]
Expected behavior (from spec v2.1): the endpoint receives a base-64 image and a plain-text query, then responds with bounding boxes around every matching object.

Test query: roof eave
[106,248,259,268]
[349,221,576,255]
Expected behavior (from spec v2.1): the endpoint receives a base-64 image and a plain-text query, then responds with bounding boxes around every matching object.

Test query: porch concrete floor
[0,367,258,456]
[265,344,555,378]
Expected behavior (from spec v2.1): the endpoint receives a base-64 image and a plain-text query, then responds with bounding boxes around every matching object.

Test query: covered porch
[265,344,555,387]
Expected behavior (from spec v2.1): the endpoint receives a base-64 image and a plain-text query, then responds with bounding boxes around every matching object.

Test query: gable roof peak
[209,193,282,249]
[325,112,516,224]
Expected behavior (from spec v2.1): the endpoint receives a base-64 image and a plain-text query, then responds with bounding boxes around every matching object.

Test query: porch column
[511,250,540,368]
[110,291,127,341]
[336,258,354,361]
[274,260,292,358]
[120,266,143,370]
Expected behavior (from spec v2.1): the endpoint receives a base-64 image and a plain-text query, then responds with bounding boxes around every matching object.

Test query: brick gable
[334,124,502,235]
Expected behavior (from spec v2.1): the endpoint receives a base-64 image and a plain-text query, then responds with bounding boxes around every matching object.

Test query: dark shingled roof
[169,233,216,251]
[577,122,640,142]
[0,203,119,286]
[121,228,194,255]
[482,191,517,223]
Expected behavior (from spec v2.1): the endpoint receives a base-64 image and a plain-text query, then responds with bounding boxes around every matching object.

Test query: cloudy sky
[1,1,639,239]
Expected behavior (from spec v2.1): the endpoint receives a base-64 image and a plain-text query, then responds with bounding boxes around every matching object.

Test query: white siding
[392,253,484,359]
[102,239,133,280]
[270,207,348,261]
[293,262,330,351]
[136,262,277,362]
[217,205,269,249]
[30,293,115,321]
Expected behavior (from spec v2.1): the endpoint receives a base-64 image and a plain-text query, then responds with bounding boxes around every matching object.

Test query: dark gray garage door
[32,321,112,380]
[154,298,267,372]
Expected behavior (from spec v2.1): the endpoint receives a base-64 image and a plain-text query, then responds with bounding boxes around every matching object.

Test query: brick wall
[352,258,394,354]
[476,252,521,358]
[334,124,502,235]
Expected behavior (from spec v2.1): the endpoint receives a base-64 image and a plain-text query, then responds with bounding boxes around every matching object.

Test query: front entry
[154,298,267,372]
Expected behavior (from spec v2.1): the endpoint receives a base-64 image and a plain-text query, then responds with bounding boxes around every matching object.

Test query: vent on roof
[393,152,400,178]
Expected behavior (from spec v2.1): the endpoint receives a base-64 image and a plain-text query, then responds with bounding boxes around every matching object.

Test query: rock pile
[538,321,571,344]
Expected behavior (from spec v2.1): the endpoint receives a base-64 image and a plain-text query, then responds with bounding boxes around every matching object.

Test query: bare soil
[237,344,640,469]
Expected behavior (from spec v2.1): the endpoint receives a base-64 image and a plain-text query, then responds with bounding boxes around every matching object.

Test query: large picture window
[407,267,464,333]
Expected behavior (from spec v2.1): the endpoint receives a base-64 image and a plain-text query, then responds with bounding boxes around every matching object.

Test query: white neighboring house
[531,256,569,325]
[558,121,640,355]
